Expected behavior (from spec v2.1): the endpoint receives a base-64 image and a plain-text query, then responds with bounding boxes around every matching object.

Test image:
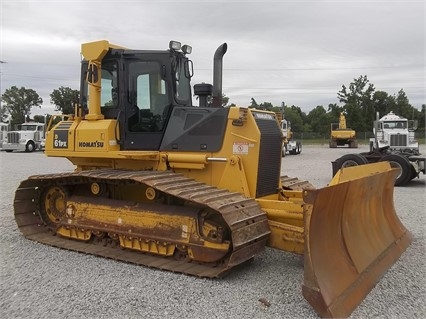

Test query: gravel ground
[0,145,425,319]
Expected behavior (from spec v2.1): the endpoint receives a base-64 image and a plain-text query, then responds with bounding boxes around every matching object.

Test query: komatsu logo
[78,141,104,148]
[253,112,275,120]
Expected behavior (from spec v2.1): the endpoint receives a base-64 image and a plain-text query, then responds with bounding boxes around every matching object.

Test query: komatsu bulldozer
[14,40,411,318]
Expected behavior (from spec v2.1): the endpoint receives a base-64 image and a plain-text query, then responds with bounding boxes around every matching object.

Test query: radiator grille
[390,134,407,147]
[7,132,19,143]
[254,117,282,197]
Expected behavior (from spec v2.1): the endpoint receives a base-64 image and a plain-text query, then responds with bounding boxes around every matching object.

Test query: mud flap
[302,162,412,318]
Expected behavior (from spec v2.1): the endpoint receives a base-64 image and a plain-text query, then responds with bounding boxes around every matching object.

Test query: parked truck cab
[277,116,302,156]
[0,123,9,149]
[3,122,46,152]
[333,111,425,186]
[370,111,419,154]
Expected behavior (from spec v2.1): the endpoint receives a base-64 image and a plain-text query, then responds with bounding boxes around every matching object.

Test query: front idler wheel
[41,186,68,226]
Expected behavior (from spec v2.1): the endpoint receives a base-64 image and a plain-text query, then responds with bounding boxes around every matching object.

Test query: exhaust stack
[211,43,227,107]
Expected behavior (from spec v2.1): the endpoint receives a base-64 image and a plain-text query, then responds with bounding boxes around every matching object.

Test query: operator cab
[79,40,229,153]
[80,41,193,150]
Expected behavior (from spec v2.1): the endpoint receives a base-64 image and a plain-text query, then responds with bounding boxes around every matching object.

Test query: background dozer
[13,40,411,318]
[329,112,357,148]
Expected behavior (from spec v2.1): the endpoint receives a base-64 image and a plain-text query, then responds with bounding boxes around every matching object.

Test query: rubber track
[14,170,271,278]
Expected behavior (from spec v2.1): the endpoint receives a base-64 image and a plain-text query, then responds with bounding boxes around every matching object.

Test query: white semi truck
[332,111,425,186]
[368,111,420,154]
[0,123,9,149]
[2,122,46,152]
[280,118,302,156]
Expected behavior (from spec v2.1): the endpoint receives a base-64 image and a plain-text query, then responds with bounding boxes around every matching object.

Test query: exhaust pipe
[212,43,227,107]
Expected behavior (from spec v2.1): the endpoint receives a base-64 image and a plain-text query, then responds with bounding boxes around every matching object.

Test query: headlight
[182,45,192,55]
[169,41,181,51]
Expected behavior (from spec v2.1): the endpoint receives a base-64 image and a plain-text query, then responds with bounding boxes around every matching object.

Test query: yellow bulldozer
[14,40,411,317]
[329,112,358,148]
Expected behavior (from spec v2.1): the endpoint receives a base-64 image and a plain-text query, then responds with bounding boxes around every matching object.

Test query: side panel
[75,120,120,152]
[48,121,76,151]
[160,107,229,152]
[46,120,120,154]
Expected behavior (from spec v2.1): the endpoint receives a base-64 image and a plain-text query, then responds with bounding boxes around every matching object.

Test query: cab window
[101,62,118,108]
[128,61,169,132]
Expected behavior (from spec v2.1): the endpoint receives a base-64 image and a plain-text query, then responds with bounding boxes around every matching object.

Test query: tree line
[243,75,425,136]
[1,75,424,136]
[0,86,78,125]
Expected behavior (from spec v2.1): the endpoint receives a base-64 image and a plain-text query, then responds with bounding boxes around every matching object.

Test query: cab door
[123,58,172,150]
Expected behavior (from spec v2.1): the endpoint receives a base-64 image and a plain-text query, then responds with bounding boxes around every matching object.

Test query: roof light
[182,45,192,55]
[169,41,181,51]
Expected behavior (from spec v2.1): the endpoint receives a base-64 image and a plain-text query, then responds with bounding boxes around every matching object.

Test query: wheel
[334,154,369,170]
[349,141,358,148]
[379,154,412,186]
[297,143,302,154]
[369,141,374,152]
[25,141,35,152]
[41,186,68,226]
[410,165,418,180]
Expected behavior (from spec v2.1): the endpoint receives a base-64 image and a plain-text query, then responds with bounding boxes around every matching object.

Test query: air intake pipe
[211,43,227,108]
[194,83,213,108]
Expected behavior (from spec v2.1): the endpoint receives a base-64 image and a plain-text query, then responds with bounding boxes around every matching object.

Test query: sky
[1,0,425,117]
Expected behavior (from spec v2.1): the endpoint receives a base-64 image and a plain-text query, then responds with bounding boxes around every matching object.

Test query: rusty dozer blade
[302,162,412,318]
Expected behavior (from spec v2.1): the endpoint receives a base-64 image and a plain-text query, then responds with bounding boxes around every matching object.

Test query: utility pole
[0,61,7,119]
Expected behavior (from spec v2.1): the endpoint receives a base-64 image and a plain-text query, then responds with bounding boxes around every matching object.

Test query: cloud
[1,0,424,116]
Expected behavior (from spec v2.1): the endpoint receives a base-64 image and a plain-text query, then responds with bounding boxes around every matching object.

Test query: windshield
[20,125,37,131]
[383,121,407,129]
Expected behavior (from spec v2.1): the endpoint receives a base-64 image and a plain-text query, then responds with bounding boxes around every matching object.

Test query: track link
[14,170,270,278]
[281,175,315,190]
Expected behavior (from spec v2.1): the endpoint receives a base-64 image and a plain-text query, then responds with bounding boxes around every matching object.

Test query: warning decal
[233,142,249,155]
